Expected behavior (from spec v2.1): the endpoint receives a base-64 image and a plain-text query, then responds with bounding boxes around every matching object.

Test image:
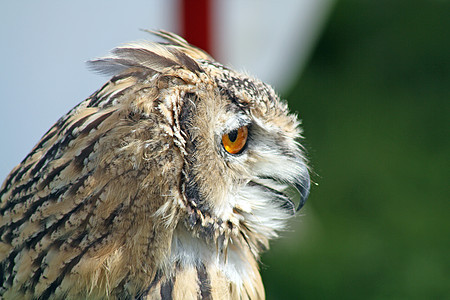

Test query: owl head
[88,30,311,257]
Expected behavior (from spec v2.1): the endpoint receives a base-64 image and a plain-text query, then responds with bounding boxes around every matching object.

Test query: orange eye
[222,126,248,154]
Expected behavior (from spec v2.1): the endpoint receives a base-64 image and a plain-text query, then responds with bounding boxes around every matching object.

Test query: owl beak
[294,167,310,211]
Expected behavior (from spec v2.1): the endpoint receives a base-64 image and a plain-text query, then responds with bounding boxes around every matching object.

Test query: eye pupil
[227,130,238,142]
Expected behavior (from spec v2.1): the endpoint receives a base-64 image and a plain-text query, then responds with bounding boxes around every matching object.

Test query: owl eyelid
[222,118,251,135]
[220,107,249,127]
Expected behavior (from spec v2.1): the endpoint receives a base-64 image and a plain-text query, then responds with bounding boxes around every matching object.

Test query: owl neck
[170,224,256,278]
[141,224,264,299]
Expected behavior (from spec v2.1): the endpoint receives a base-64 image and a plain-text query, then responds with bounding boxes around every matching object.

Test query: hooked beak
[251,159,311,215]
[294,167,310,211]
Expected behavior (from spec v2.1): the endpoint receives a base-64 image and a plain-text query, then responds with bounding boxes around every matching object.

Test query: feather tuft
[88,30,209,77]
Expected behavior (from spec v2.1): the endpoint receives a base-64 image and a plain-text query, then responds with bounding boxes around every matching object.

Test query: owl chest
[138,227,264,299]
[140,264,234,300]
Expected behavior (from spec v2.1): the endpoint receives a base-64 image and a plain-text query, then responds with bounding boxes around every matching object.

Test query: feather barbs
[88,30,210,78]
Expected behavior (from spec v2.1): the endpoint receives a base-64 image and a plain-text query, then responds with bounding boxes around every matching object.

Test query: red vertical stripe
[180,0,213,55]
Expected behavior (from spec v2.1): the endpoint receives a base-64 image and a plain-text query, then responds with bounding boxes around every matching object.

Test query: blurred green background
[261,1,449,299]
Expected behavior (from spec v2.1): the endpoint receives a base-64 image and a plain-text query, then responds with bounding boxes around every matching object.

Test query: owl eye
[222,126,248,154]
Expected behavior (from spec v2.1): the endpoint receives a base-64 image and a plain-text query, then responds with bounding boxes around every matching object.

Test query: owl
[0,31,310,299]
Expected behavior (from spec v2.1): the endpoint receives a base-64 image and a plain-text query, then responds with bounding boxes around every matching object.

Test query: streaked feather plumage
[0,30,310,299]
